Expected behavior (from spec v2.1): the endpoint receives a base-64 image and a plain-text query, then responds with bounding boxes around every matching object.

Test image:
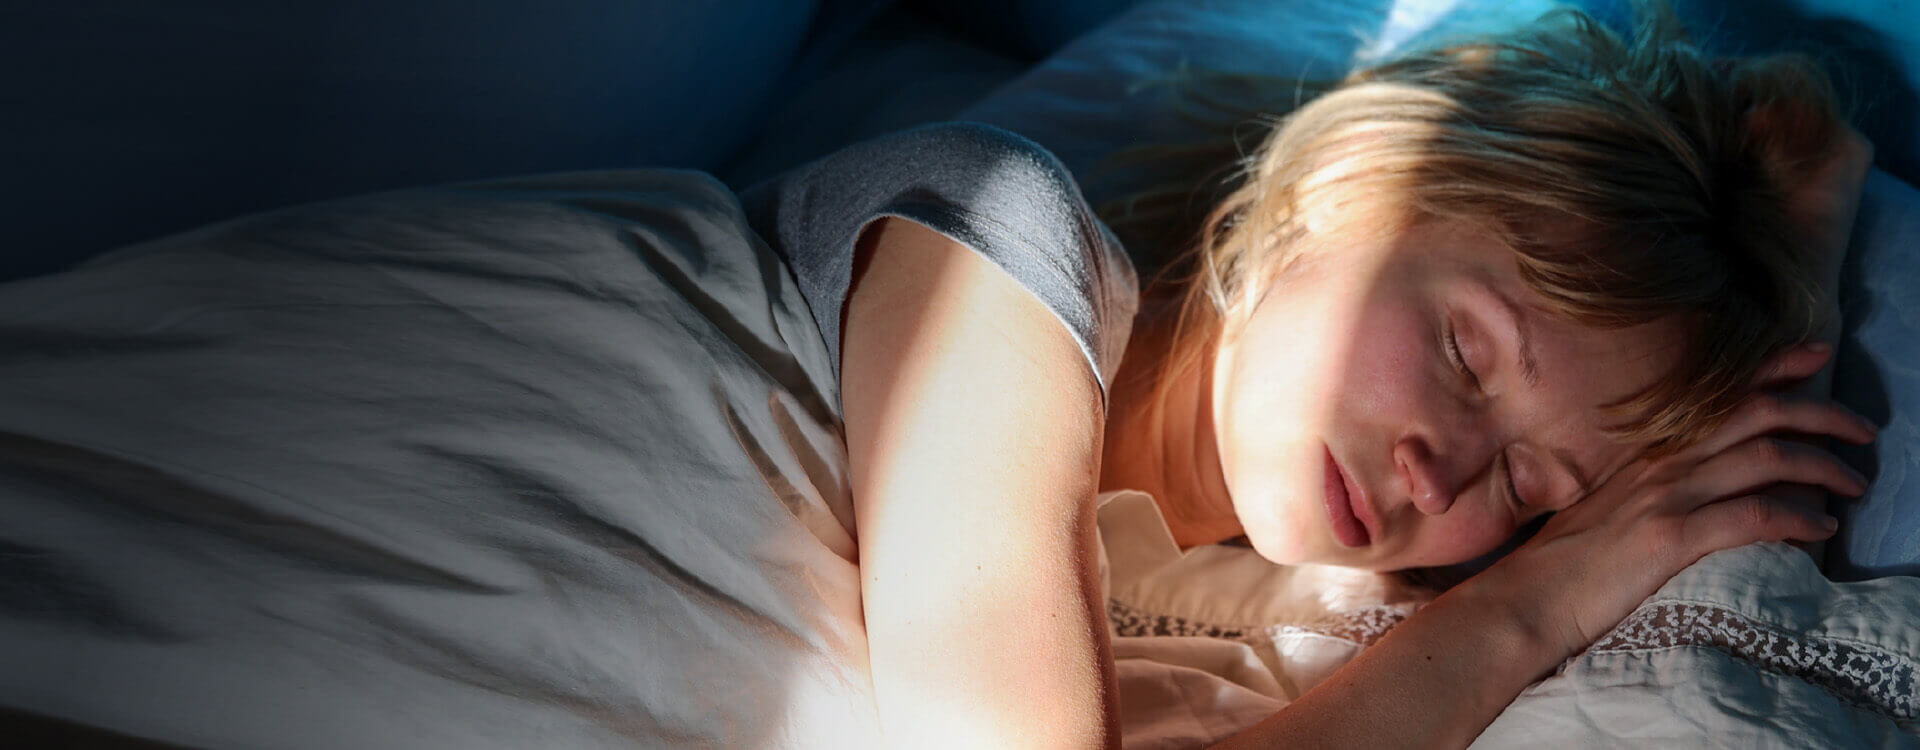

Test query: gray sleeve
[741,122,1139,402]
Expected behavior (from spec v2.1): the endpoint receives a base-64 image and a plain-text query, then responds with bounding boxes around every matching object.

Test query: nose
[1394,435,1466,516]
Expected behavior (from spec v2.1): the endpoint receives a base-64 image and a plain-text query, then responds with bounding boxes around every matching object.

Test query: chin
[1243,532,1297,566]
[1236,501,1318,567]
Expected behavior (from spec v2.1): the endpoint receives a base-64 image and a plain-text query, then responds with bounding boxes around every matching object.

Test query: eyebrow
[1484,285,1542,389]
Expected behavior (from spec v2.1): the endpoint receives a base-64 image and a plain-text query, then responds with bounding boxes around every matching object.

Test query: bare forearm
[846,217,1119,748]
[1213,581,1557,749]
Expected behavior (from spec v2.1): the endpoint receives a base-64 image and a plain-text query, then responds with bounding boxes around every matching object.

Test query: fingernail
[1841,404,1878,436]
[1823,515,1840,532]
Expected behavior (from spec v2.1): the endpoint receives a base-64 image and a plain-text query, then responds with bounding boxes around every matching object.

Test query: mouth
[1323,445,1373,548]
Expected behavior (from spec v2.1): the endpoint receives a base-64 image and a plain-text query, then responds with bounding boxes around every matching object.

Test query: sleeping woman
[0,1,1880,748]
[829,3,1875,748]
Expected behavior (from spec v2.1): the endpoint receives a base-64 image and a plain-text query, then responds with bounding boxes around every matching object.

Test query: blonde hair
[1115,2,1843,451]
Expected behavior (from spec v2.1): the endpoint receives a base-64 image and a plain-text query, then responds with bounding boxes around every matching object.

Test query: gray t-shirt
[744,122,1139,402]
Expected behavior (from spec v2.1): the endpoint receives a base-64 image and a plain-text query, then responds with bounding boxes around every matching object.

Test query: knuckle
[1740,497,1777,528]
[1751,438,1788,467]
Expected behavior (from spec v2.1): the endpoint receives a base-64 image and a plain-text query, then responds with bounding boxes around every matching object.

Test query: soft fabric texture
[960,0,1920,204]
[1094,491,1920,749]
[745,122,1138,392]
[1830,169,1920,580]
[1092,491,1435,748]
[1476,543,1920,748]
[5,0,1917,745]
[959,0,1562,213]
[0,124,1135,748]
[1093,489,1920,748]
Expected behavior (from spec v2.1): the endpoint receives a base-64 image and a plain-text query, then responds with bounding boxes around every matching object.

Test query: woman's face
[1213,220,1684,570]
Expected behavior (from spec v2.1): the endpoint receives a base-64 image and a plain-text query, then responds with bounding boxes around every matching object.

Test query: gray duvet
[0,122,1137,749]
[0,170,879,748]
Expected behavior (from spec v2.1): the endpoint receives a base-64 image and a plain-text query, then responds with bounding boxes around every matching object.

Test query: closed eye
[1498,451,1524,511]
[1449,316,1520,509]
[1444,319,1481,389]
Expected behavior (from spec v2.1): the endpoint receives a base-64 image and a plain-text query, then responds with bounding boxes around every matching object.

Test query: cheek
[1216,309,1348,564]
[1221,276,1445,565]
[1233,470,1335,565]
[1227,277,1432,439]
[1338,300,1436,421]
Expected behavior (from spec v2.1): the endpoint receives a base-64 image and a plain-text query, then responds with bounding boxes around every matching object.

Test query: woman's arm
[1213,579,1554,749]
[842,217,1118,748]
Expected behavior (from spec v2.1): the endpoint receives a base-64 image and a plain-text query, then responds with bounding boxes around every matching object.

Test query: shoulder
[749,122,1141,402]
[745,121,1098,235]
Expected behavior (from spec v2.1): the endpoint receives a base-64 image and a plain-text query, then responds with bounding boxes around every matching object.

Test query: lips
[1323,446,1373,548]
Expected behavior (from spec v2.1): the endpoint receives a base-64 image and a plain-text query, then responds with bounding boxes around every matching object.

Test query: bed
[3,0,1919,747]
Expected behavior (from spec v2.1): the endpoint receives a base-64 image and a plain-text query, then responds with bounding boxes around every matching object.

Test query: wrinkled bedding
[4,0,1919,742]
[2,168,1916,750]
[1478,543,1920,747]
[0,117,1141,748]
[1092,491,1920,748]
[0,172,880,748]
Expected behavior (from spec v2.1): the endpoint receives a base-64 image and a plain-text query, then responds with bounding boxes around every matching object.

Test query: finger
[1749,342,1833,390]
[1680,494,1838,557]
[1679,437,1868,505]
[1759,481,1845,510]
[1685,392,1877,459]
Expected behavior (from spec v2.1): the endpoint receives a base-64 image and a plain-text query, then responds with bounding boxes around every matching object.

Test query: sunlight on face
[1211,220,1685,570]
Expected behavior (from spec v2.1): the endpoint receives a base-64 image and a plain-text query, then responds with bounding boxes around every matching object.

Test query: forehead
[1404,220,1685,380]
[1526,304,1683,413]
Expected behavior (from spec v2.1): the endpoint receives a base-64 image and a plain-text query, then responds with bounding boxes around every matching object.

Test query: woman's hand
[1471,343,1877,663]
